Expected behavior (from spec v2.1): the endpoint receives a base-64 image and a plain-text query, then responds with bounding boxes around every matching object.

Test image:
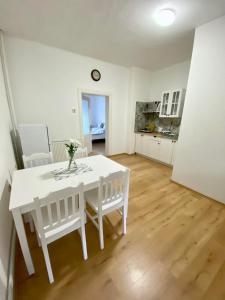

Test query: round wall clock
[91,69,101,81]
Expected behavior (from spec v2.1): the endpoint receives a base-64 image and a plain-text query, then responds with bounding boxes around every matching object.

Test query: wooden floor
[15,154,225,300]
[92,141,105,155]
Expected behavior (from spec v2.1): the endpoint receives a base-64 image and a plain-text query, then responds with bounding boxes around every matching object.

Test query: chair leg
[36,230,41,247]
[122,206,127,235]
[41,242,54,283]
[80,223,88,260]
[98,215,104,250]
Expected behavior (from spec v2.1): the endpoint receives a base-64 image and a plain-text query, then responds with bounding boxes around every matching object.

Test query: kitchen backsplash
[134,101,181,135]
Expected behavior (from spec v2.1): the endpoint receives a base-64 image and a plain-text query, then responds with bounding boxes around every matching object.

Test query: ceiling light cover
[154,9,176,27]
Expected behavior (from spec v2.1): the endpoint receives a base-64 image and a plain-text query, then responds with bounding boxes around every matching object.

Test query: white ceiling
[0,0,225,70]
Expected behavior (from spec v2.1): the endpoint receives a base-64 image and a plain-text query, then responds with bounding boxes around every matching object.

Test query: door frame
[81,94,91,133]
[77,88,112,156]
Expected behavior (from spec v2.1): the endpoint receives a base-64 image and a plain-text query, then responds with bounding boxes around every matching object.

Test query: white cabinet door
[169,89,185,118]
[141,135,148,156]
[159,91,171,117]
[135,133,144,154]
[159,89,185,118]
[171,140,177,165]
[159,139,174,164]
[144,137,160,160]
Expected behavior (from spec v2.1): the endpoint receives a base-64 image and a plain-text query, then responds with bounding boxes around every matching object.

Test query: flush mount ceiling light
[154,8,176,27]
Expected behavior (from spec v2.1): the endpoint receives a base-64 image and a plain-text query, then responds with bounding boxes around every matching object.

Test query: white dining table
[9,155,130,275]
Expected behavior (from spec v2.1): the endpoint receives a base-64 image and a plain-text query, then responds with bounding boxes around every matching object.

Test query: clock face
[91,69,101,81]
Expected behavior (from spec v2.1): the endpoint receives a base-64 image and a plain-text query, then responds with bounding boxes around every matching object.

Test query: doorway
[80,92,109,155]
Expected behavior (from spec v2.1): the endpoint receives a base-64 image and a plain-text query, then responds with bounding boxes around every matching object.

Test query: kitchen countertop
[136,131,178,141]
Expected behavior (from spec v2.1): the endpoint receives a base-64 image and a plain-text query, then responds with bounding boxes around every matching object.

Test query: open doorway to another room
[81,93,108,155]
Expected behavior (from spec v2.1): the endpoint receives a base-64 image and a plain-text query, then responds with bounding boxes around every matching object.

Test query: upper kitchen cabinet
[159,89,185,118]
[160,91,170,117]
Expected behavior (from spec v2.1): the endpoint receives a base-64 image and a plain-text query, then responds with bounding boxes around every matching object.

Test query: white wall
[5,36,191,156]
[172,15,225,203]
[89,95,105,127]
[149,60,190,101]
[0,50,16,300]
[5,36,130,155]
[127,67,153,154]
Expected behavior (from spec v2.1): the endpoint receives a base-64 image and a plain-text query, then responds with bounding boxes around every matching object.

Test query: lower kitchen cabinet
[135,133,144,154]
[144,136,160,160]
[171,140,177,165]
[159,138,174,164]
[135,133,177,165]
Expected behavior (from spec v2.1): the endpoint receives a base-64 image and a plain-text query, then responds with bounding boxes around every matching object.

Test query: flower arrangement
[65,139,81,170]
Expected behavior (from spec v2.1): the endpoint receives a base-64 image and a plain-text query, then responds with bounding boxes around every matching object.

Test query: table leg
[124,170,130,218]
[12,209,35,275]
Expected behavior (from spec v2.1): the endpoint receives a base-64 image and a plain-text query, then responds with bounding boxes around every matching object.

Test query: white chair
[23,152,54,232]
[75,147,88,159]
[85,170,129,250]
[65,147,88,160]
[23,152,53,168]
[51,139,84,162]
[32,184,88,283]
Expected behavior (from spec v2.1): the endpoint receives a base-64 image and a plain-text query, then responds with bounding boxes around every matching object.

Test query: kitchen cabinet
[135,133,177,165]
[171,140,177,165]
[160,91,170,116]
[144,136,160,160]
[159,139,177,165]
[136,134,160,159]
[135,133,144,154]
[159,89,185,118]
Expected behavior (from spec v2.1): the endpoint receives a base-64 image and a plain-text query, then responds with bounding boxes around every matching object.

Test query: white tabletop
[9,155,128,212]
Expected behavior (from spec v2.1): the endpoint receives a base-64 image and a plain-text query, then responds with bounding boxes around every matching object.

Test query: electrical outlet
[72,108,76,113]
